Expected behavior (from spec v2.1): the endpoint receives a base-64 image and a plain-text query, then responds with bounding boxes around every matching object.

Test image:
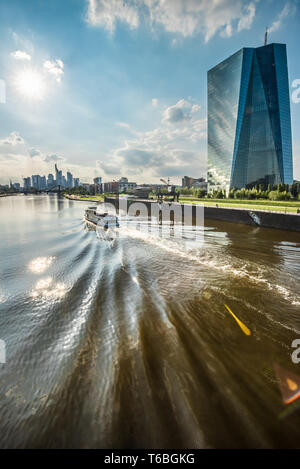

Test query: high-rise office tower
[55,164,63,187]
[208,43,293,191]
[67,171,73,188]
[40,176,47,190]
[23,177,31,190]
[47,173,55,188]
[93,176,102,193]
[32,175,41,190]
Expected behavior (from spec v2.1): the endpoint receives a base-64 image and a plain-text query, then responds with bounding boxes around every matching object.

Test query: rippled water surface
[0,194,300,448]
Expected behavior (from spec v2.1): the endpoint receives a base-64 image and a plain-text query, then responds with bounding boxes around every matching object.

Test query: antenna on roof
[264,26,268,46]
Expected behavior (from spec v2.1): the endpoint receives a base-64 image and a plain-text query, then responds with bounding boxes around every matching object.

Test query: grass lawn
[179,197,300,213]
[65,194,105,201]
[65,194,300,213]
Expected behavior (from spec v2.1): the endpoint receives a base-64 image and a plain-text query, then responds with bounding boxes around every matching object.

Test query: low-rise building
[12,183,21,191]
[182,176,205,188]
[103,181,119,193]
[118,177,137,193]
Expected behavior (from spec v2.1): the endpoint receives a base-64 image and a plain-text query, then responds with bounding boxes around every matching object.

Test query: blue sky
[0,0,299,185]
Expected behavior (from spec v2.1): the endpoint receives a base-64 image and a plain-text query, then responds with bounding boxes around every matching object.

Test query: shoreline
[0,193,21,198]
[64,194,104,203]
[105,196,300,232]
[64,194,300,213]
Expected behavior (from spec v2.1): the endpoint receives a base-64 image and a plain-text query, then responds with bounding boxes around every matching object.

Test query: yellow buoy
[287,378,298,391]
[224,304,251,336]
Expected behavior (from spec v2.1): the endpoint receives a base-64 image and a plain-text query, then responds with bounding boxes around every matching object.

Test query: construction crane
[264,27,268,46]
[157,178,178,202]
[160,178,170,186]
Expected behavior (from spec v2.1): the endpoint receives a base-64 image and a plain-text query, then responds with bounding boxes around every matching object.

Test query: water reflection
[0,195,300,448]
[31,277,67,301]
[28,256,55,273]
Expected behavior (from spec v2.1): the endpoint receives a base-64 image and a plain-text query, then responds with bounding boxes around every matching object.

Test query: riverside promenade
[105,196,300,233]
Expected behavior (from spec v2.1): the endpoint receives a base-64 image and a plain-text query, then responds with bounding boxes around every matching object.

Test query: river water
[0,194,300,448]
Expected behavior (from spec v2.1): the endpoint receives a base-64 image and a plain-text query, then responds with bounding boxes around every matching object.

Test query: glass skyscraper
[207,43,293,191]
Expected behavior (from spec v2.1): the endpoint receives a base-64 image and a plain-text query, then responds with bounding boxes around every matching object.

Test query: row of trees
[64,186,117,197]
[181,182,300,201]
[65,183,300,202]
[228,188,292,201]
[180,187,206,198]
[227,183,299,201]
[65,186,94,196]
[0,187,20,194]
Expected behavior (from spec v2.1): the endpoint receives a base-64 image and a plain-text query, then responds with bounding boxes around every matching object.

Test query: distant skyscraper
[74,178,80,187]
[47,173,55,188]
[208,43,293,191]
[40,176,46,190]
[55,164,63,187]
[93,176,102,193]
[32,175,41,190]
[67,171,73,188]
[23,177,31,191]
[23,167,77,191]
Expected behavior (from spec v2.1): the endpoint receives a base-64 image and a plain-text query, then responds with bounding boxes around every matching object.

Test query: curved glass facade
[208,43,293,191]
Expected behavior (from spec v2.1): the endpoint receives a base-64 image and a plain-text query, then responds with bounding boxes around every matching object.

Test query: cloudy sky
[0,0,299,185]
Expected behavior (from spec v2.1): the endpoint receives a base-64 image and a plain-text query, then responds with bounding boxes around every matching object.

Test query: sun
[15,69,46,100]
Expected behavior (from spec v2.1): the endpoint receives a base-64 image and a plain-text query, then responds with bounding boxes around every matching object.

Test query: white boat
[84,207,119,229]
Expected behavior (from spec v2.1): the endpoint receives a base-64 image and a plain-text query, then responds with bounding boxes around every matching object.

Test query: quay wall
[104,197,300,232]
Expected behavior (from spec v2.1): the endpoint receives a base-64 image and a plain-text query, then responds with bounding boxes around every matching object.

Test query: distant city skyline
[0,0,299,185]
[21,165,80,191]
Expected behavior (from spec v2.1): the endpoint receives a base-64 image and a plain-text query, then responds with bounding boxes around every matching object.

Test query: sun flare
[15,69,46,100]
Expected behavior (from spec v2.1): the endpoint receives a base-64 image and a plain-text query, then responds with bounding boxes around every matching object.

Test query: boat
[84,207,119,229]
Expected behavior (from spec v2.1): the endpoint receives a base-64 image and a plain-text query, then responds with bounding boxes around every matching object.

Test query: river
[0,194,300,448]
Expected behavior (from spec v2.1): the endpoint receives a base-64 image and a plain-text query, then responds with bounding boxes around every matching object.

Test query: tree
[180,187,193,195]
[291,183,299,198]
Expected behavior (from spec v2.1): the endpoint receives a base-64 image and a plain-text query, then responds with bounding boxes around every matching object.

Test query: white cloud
[28,148,41,157]
[87,0,139,32]
[97,98,207,182]
[162,99,197,124]
[116,122,131,129]
[0,132,24,146]
[0,132,104,185]
[220,23,233,38]
[43,59,64,82]
[0,100,207,184]
[237,2,256,32]
[44,154,64,163]
[152,98,158,107]
[191,104,200,114]
[87,0,257,41]
[293,143,300,180]
[12,32,34,56]
[269,2,296,34]
[11,50,31,61]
